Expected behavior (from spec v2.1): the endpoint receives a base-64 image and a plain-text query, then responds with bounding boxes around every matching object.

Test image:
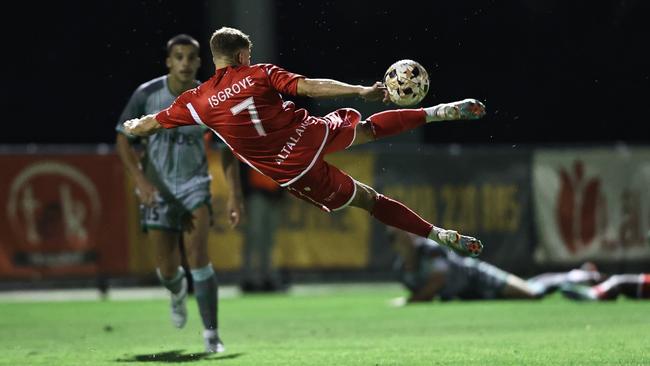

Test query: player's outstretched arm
[297,78,387,102]
[123,114,163,136]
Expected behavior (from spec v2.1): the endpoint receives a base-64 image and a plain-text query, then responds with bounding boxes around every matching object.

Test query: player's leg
[564,274,650,301]
[143,199,188,329]
[182,203,225,353]
[615,274,650,299]
[286,159,481,257]
[526,265,603,297]
[500,274,541,299]
[468,261,537,299]
[349,180,483,257]
[151,229,183,279]
[350,99,486,147]
[149,228,188,328]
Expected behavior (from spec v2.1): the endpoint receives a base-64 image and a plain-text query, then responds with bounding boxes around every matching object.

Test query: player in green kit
[388,229,603,305]
[115,34,243,353]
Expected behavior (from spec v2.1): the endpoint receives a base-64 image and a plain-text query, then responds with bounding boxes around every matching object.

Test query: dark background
[4,0,649,145]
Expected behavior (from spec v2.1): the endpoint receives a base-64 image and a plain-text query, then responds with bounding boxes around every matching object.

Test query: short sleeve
[115,88,146,137]
[155,89,199,129]
[260,64,304,96]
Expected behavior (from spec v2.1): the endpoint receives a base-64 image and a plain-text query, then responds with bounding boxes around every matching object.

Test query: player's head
[165,34,201,84]
[210,27,252,67]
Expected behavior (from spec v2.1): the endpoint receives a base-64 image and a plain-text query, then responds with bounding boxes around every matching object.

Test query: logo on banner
[556,161,606,253]
[6,161,101,265]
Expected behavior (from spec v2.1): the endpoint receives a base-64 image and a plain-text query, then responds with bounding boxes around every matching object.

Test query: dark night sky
[3,0,649,145]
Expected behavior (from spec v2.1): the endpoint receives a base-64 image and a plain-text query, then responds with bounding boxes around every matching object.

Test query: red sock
[370,194,433,237]
[367,109,426,139]
[641,274,650,299]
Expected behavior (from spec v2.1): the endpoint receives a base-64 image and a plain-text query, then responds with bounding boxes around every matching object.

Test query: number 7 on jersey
[230,97,266,136]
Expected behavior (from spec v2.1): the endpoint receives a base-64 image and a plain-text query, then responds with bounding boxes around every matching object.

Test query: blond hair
[209,27,252,61]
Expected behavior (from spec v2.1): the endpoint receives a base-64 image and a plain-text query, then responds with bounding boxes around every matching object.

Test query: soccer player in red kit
[125,26,486,257]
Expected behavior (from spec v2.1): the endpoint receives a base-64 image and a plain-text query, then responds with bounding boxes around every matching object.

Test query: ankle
[203,329,220,339]
[427,226,443,241]
[424,104,455,122]
[428,227,459,244]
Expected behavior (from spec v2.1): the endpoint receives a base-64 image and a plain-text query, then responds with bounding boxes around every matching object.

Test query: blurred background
[1,0,649,291]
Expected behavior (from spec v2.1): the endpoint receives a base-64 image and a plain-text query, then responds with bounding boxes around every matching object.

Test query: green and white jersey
[396,238,509,301]
[116,75,211,199]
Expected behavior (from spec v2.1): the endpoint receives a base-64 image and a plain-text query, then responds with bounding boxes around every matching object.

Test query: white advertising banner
[533,146,650,263]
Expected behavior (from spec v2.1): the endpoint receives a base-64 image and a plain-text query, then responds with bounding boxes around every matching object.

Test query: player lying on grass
[388,228,603,305]
[561,274,650,301]
[123,26,485,257]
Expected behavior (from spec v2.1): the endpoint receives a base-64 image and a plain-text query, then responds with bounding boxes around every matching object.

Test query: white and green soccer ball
[383,59,430,106]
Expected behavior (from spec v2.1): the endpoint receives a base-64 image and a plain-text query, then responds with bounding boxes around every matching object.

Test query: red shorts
[286,108,362,212]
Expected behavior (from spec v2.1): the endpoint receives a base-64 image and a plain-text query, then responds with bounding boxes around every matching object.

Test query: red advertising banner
[533,147,650,263]
[0,154,130,278]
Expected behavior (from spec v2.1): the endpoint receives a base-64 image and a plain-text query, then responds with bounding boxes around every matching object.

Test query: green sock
[156,267,185,294]
[191,264,218,330]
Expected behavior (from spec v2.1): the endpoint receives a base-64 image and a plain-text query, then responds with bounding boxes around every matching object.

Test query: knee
[185,244,208,266]
[351,182,379,211]
[366,186,379,202]
[158,262,178,279]
[354,121,376,145]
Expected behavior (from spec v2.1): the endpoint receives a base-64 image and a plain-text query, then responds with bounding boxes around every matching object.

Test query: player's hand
[123,115,161,136]
[227,193,245,228]
[135,177,159,207]
[123,118,140,135]
[359,82,388,102]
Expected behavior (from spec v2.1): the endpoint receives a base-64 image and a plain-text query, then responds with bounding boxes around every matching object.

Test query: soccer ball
[383,59,430,106]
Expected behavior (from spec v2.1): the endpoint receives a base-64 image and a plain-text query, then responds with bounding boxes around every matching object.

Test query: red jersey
[156,64,329,186]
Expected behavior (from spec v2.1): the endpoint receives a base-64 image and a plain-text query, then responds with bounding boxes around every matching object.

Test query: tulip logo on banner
[6,161,101,267]
[556,161,606,253]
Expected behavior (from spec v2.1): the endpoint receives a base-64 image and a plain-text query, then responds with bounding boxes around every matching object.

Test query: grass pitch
[1,283,648,365]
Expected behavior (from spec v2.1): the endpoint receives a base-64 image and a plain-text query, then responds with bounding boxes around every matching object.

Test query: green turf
[1,284,648,366]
